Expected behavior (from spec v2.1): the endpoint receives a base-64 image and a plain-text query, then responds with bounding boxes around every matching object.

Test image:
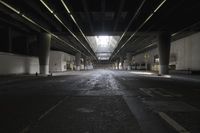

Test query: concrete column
[83,56,88,70]
[116,59,120,70]
[112,63,115,70]
[126,53,132,70]
[75,52,81,71]
[120,56,124,70]
[88,58,93,69]
[38,33,51,75]
[158,32,171,75]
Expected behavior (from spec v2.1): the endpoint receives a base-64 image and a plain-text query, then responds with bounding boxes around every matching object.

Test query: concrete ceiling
[1,0,200,62]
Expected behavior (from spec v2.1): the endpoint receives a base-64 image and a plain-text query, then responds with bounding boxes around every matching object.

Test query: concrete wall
[133,32,200,71]
[0,52,39,75]
[49,50,75,72]
[49,51,63,72]
[171,32,200,70]
[94,63,112,69]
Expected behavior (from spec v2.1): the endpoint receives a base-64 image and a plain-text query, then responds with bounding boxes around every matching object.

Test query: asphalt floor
[0,69,200,133]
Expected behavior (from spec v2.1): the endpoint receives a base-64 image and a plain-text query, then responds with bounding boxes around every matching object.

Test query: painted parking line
[151,88,172,97]
[158,112,190,133]
[159,88,183,97]
[139,88,154,97]
[20,97,67,133]
[139,88,182,98]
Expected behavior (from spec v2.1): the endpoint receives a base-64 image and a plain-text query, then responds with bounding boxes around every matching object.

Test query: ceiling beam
[23,0,62,32]
[113,0,125,32]
[101,0,105,33]
[81,0,94,34]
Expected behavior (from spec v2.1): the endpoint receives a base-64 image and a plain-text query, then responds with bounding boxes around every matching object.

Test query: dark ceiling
[0,0,200,61]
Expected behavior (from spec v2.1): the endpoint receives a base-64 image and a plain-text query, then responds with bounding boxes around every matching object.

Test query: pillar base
[40,65,49,75]
[159,65,168,75]
[76,66,80,71]
[127,66,131,71]
[84,66,89,70]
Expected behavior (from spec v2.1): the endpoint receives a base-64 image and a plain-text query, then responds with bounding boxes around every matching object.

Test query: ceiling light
[0,0,20,14]
[61,0,71,14]
[154,0,167,13]
[40,0,54,14]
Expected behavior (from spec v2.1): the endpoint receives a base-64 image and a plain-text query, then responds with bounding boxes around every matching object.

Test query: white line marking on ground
[158,112,190,133]
[20,97,66,133]
[38,99,65,120]
[150,88,172,97]
[139,88,154,97]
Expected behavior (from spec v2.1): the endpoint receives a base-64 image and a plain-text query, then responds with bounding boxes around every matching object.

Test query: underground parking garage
[0,0,200,132]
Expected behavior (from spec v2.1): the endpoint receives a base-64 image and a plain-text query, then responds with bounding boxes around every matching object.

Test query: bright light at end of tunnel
[95,36,109,47]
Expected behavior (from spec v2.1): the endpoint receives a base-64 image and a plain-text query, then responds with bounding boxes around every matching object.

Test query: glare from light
[163,75,172,78]
[95,36,110,47]
[130,71,154,75]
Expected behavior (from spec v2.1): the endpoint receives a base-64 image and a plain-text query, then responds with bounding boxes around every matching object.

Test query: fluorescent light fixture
[60,0,97,60]
[61,0,71,14]
[40,0,96,60]
[70,14,76,23]
[111,0,167,60]
[40,0,54,14]
[154,0,167,13]
[0,0,20,14]
[0,0,84,55]
[144,13,154,23]
[171,32,178,37]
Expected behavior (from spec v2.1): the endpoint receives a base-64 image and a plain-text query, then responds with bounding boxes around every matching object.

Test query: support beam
[113,0,125,31]
[120,56,124,70]
[81,0,94,33]
[38,33,51,75]
[158,32,171,75]
[101,0,105,33]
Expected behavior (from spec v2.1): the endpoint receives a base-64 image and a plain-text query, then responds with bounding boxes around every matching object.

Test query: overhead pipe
[0,0,85,56]
[110,0,167,60]
[40,0,97,60]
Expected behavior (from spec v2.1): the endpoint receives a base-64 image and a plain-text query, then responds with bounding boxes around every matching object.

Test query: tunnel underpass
[0,0,200,133]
